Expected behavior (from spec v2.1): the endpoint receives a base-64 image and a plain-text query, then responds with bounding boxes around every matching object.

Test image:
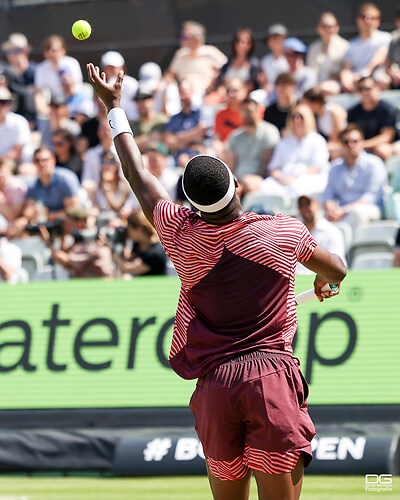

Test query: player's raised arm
[86,63,171,226]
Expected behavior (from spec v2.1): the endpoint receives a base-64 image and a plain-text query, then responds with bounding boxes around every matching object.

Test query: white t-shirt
[34,55,83,99]
[0,111,33,162]
[81,143,120,185]
[0,237,22,284]
[260,53,289,86]
[343,30,391,73]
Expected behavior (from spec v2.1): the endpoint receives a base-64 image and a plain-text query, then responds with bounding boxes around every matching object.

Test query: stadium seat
[12,236,51,264]
[350,252,394,270]
[333,221,353,256]
[21,251,44,279]
[32,265,70,281]
[241,193,292,215]
[348,221,400,264]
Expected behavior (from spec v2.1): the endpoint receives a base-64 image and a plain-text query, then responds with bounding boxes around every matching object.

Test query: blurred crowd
[1,2,400,284]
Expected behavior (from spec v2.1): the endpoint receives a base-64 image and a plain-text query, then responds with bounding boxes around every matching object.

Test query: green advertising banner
[0,270,399,409]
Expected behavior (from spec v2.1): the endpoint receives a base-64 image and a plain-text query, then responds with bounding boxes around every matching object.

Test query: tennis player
[87,64,347,500]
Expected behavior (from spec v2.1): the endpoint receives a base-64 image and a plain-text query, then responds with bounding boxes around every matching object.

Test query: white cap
[0,215,8,233]
[100,51,125,68]
[138,62,162,94]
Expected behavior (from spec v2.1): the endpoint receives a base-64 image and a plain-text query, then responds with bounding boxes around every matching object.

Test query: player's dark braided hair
[182,155,231,207]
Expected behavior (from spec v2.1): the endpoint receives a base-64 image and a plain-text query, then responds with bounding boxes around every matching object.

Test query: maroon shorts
[189,350,315,481]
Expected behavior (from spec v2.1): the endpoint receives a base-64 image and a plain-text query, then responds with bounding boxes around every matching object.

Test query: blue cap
[283,37,307,54]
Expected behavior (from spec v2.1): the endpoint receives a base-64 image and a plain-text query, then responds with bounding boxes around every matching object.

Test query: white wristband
[107,108,133,140]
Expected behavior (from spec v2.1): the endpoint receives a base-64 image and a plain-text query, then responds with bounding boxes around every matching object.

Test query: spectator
[393,228,400,266]
[42,206,113,279]
[214,27,260,94]
[100,51,138,120]
[48,96,81,138]
[386,6,400,89]
[322,124,387,231]
[163,80,208,157]
[259,23,290,94]
[34,35,83,102]
[302,88,347,158]
[283,37,317,98]
[144,141,179,201]
[113,209,167,277]
[225,97,280,193]
[0,157,27,222]
[340,3,391,93]
[0,86,32,164]
[1,33,37,124]
[52,128,83,179]
[164,21,227,106]
[296,194,347,274]
[258,104,329,198]
[0,214,22,284]
[263,72,298,134]
[80,94,108,150]
[347,76,397,160]
[306,12,349,95]
[129,88,168,152]
[59,67,95,124]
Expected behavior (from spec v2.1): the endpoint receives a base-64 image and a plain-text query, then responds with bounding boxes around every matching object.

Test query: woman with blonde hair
[258,103,330,199]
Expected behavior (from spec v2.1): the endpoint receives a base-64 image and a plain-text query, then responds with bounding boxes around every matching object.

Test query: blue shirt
[165,109,200,134]
[322,151,388,208]
[27,167,80,212]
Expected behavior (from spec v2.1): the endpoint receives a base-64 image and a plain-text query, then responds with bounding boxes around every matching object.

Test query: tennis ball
[72,20,92,40]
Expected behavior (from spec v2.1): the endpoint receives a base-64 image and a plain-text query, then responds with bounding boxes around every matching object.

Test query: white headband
[182,155,236,213]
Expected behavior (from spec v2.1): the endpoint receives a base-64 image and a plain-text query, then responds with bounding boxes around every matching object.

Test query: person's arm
[362,127,396,150]
[86,64,171,226]
[364,46,389,75]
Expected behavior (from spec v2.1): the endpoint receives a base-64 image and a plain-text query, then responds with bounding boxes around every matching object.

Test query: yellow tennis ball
[72,20,92,40]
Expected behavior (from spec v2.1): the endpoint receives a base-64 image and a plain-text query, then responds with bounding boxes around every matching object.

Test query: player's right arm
[86,63,171,226]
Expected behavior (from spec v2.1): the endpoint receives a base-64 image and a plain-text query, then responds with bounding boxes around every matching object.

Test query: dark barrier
[113,432,400,476]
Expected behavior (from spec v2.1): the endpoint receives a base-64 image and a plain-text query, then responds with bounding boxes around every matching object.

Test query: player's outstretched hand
[86,63,122,112]
[314,275,341,302]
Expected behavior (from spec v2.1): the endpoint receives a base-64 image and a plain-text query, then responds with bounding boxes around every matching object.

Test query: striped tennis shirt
[154,200,317,380]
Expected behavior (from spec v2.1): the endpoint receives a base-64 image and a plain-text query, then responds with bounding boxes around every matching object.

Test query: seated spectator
[48,96,81,139]
[34,35,83,105]
[214,27,260,94]
[52,128,83,179]
[302,88,347,158]
[81,118,119,188]
[393,228,400,266]
[386,158,400,220]
[322,124,387,231]
[0,214,22,284]
[163,80,208,158]
[16,146,80,235]
[80,94,108,150]
[85,150,132,218]
[340,3,391,93]
[225,97,280,193]
[0,86,33,164]
[386,6,400,89]
[100,51,138,120]
[283,37,317,99]
[59,67,94,124]
[0,157,27,222]
[129,88,168,152]
[296,194,347,274]
[1,33,37,124]
[42,207,113,279]
[263,72,298,134]
[113,209,167,277]
[259,24,289,95]
[347,76,397,160]
[306,12,349,95]
[144,141,179,201]
[258,104,329,198]
[175,141,208,205]
[164,20,227,106]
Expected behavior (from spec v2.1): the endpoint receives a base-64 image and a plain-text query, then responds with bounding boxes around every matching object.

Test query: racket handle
[295,284,339,305]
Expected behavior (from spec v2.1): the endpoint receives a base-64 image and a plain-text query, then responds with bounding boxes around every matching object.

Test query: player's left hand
[314,275,341,302]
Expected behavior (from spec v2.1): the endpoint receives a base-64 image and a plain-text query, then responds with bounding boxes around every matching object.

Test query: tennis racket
[295,284,339,305]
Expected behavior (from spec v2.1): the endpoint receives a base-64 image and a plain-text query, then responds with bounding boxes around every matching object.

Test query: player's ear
[234,177,239,188]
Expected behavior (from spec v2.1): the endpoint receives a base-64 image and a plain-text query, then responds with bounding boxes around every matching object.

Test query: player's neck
[200,204,243,225]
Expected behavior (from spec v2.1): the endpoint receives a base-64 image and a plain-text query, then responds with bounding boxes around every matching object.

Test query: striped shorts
[189,350,315,481]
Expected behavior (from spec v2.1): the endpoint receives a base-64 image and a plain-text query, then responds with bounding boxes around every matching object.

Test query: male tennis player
[87,64,347,500]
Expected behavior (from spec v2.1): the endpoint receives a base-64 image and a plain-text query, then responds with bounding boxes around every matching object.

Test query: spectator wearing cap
[284,37,317,99]
[100,51,138,120]
[34,35,83,104]
[163,80,209,159]
[340,3,391,93]
[260,24,290,94]
[306,12,349,95]
[144,141,179,201]
[1,33,37,123]
[164,20,227,106]
[129,88,168,152]
[138,61,180,117]
[0,214,22,284]
[0,86,33,164]
[385,5,400,89]
[296,194,346,275]
[0,157,27,223]
[263,72,298,134]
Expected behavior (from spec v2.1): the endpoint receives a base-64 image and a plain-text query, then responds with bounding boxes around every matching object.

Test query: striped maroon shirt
[154,200,317,379]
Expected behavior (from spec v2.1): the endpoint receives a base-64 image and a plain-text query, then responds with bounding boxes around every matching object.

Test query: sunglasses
[358,14,379,21]
[0,101,11,106]
[290,112,304,120]
[53,141,66,147]
[6,48,23,55]
[358,86,374,92]
[342,138,360,146]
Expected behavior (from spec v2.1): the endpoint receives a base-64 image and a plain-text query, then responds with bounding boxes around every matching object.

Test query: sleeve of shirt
[267,138,285,171]
[358,157,387,204]
[309,134,330,170]
[381,101,397,129]
[153,200,192,256]
[275,215,317,263]
[61,171,80,198]
[294,219,318,263]
[321,164,338,203]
